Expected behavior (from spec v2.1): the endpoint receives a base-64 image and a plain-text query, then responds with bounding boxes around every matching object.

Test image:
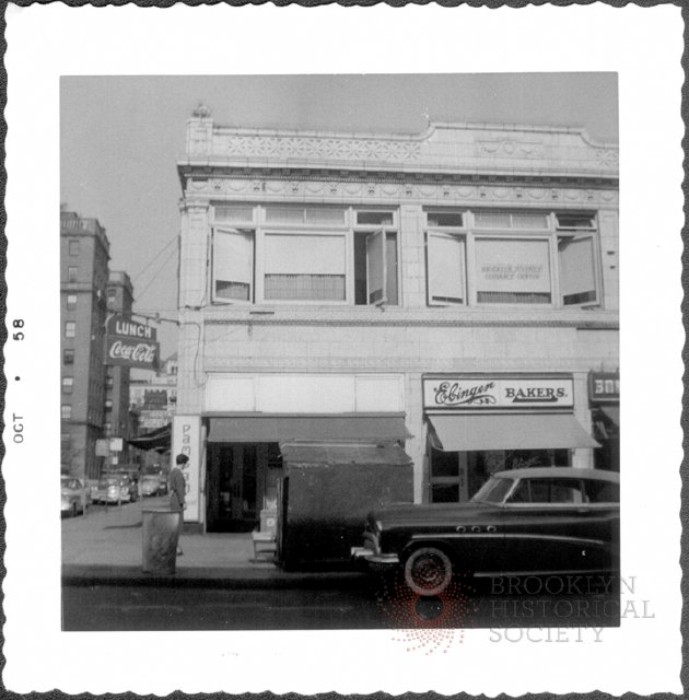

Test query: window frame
[209,204,400,307]
[65,321,76,338]
[425,208,602,310]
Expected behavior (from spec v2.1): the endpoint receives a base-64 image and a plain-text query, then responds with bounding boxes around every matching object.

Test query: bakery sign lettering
[105,314,160,370]
[424,377,574,409]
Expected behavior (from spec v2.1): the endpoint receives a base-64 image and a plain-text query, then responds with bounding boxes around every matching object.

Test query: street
[62,577,620,632]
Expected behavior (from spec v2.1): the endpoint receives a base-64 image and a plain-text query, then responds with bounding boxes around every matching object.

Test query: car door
[496,477,610,576]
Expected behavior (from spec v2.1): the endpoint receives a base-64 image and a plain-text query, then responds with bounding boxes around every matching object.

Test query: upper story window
[61,404,72,420]
[67,266,78,283]
[62,377,74,395]
[69,239,80,256]
[426,209,600,309]
[65,321,76,338]
[64,349,75,365]
[66,294,77,310]
[211,204,398,306]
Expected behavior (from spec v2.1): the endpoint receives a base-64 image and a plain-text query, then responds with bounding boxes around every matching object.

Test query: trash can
[142,509,180,575]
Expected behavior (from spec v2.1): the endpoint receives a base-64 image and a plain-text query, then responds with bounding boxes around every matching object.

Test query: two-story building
[174,106,619,536]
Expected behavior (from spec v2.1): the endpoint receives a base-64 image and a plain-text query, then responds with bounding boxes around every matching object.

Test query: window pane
[556,212,596,230]
[385,233,398,305]
[214,205,254,223]
[475,238,551,304]
[559,236,597,305]
[357,211,394,226]
[427,211,464,227]
[264,234,346,301]
[431,483,460,503]
[431,449,459,478]
[66,295,77,309]
[65,322,76,338]
[366,230,386,304]
[474,211,511,228]
[213,229,253,301]
[304,208,345,225]
[428,233,465,304]
[64,350,75,365]
[68,267,78,282]
[475,211,548,229]
[265,207,305,224]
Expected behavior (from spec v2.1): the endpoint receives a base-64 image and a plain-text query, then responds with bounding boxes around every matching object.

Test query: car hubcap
[405,548,452,596]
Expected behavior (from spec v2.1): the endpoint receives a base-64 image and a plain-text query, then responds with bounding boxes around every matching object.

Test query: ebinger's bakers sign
[424,377,574,410]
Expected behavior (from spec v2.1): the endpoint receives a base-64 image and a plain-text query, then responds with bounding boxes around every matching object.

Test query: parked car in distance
[140,474,166,497]
[352,467,620,596]
[92,475,134,505]
[61,476,91,516]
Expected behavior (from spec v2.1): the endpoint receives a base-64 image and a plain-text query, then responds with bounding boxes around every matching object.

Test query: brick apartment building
[60,211,110,479]
[174,107,619,536]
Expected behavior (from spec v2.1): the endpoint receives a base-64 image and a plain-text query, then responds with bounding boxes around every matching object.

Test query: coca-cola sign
[105,336,159,369]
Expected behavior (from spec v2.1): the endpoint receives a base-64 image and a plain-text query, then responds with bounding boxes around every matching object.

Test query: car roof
[492,467,620,483]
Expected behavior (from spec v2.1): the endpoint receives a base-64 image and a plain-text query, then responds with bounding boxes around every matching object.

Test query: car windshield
[61,478,80,490]
[471,476,514,504]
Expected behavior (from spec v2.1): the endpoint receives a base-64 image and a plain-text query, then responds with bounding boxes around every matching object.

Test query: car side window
[583,479,620,503]
[510,478,586,504]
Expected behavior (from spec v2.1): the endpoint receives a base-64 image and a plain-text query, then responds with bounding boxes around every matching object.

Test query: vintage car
[352,467,620,596]
[92,475,134,505]
[140,474,165,497]
[61,476,91,516]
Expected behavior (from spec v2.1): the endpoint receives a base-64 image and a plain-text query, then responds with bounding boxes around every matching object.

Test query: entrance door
[206,443,258,532]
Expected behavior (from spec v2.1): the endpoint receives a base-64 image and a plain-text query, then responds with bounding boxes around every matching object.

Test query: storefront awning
[127,424,171,453]
[207,414,411,444]
[280,441,412,467]
[428,413,599,452]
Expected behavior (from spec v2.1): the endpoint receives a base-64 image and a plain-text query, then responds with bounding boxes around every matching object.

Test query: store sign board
[424,377,574,410]
[589,372,620,403]
[172,415,201,523]
[105,314,159,370]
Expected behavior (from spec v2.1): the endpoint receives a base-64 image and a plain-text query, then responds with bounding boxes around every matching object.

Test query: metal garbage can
[142,509,180,575]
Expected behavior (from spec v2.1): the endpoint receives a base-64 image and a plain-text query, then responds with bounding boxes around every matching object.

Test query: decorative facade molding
[203,355,611,374]
[187,176,618,207]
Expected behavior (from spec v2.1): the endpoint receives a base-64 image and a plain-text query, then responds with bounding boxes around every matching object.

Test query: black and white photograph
[3,4,684,696]
[58,72,623,635]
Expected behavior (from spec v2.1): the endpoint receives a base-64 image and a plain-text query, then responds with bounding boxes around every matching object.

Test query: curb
[62,565,371,590]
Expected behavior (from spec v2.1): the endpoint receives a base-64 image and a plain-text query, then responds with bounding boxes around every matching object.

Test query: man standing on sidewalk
[170,454,188,556]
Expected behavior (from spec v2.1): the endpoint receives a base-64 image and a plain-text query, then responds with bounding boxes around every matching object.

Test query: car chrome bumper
[350,547,399,566]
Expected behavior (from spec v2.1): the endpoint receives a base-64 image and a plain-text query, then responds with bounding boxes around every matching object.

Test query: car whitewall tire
[404,546,453,596]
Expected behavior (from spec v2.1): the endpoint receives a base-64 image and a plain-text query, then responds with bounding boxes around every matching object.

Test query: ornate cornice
[185,176,618,207]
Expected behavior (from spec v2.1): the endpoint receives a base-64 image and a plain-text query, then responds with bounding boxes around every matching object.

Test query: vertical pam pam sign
[105,314,160,370]
[172,415,201,522]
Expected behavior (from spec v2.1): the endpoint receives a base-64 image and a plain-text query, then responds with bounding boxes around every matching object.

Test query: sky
[60,73,619,357]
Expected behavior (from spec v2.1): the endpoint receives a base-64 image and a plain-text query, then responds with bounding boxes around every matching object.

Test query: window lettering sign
[424,377,574,410]
[589,372,620,403]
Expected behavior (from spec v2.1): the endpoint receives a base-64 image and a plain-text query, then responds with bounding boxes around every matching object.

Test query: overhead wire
[131,236,177,284]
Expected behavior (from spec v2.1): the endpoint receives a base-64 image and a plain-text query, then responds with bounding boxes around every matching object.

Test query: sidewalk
[61,496,367,589]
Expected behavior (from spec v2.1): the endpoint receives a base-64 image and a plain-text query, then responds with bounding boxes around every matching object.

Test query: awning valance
[428,413,599,452]
[280,441,412,467]
[208,414,411,444]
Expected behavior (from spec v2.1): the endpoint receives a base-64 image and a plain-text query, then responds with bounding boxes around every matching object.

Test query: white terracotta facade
[175,110,619,530]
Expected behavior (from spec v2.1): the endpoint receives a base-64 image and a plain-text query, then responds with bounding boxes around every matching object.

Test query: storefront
[589,371,620,471]
[423,374,599,502]
[204,412,411,533]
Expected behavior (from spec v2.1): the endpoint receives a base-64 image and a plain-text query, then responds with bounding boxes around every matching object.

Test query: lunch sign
[423,377,574,410]
[105,315,160,370]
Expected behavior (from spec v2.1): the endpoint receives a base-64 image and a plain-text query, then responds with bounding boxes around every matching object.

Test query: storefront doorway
[206,442,282,532]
